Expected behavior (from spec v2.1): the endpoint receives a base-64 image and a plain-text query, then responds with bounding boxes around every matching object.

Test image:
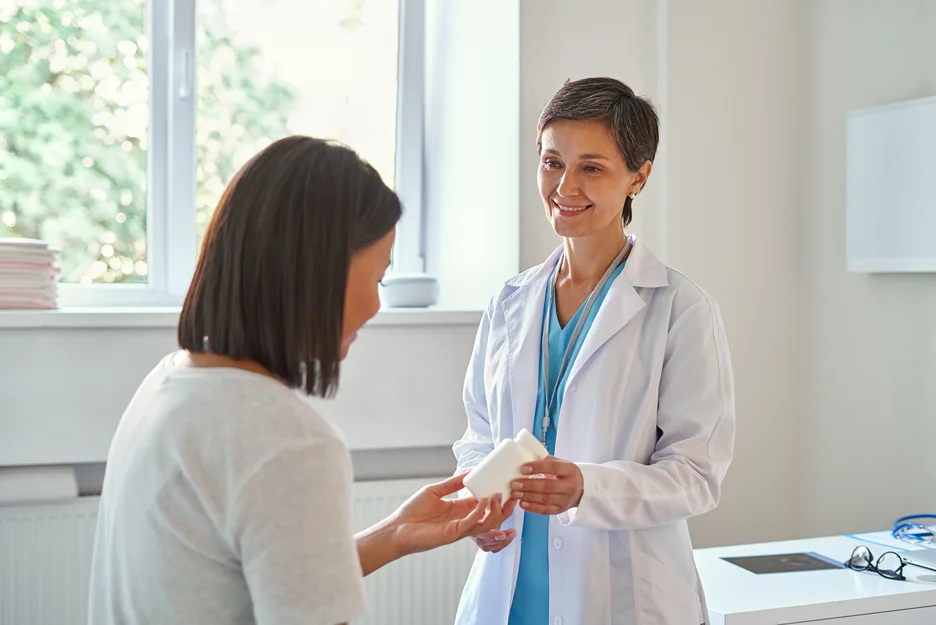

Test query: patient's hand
[390,473,516,556]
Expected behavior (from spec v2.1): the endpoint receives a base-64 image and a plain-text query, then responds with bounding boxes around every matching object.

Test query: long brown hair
[178,136,402,397]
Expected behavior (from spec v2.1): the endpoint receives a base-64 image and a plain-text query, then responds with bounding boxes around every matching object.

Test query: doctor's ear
[629,160,653,197]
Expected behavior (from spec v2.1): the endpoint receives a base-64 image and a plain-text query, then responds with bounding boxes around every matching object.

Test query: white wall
[663,0,805,547]
[799,0,936,538]
[0,325,177,466]
[0,317,477,471]
[519,0,666,267]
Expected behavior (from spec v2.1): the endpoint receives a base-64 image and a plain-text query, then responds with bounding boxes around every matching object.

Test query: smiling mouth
[552,200,593,216]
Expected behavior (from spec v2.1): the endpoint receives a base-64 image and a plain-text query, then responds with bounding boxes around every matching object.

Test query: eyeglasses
[845,545,906,581]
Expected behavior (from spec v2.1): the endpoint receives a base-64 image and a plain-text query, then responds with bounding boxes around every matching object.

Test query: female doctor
[453,77,736,625]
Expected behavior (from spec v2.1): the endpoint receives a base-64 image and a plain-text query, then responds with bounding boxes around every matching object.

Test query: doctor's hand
[389,473,516,556]
[511,456,585,516]
[472,528,518,553]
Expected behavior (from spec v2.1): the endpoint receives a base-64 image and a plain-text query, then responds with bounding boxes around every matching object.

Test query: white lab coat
[453,237,735,625]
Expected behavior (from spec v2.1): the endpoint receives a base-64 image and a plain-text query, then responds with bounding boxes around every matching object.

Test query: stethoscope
[893,514,936,546]
[539,238,632,448]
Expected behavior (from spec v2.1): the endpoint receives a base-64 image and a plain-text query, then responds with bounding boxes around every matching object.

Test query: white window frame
[392,0,426,276]
[58,0,426,308]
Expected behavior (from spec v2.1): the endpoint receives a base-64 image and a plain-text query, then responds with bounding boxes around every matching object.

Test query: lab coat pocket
[633,550,704,625]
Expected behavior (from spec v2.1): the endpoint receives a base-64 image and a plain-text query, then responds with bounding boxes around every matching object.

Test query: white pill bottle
[462,429,549,501]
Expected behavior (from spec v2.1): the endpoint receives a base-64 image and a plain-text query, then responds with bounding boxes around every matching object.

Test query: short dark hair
[537,77,659,227]
[178,136,402,397]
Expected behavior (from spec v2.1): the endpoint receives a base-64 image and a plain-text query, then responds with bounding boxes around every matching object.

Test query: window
[0,0,425,307]
[0,0,149,287]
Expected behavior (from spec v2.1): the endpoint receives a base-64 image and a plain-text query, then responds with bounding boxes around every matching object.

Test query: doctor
[453,77,736,625]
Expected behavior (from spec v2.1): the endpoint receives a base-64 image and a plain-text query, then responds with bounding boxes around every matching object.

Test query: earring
[628,193,637,200]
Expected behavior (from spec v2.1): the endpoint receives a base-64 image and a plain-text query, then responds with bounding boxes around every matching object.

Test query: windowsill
[0,307,482,329]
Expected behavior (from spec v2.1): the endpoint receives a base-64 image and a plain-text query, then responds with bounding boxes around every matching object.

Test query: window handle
[178,49,192,100]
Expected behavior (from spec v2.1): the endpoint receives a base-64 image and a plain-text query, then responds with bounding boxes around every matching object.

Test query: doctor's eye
[543,159,562,170]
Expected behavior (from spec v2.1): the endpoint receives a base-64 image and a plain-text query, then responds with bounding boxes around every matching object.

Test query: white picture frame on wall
[846,95,936,273]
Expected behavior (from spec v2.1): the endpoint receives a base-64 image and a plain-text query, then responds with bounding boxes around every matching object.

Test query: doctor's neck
[561,225,628,287]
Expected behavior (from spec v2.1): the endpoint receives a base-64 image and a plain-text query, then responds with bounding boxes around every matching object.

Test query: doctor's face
[538,119,641,240]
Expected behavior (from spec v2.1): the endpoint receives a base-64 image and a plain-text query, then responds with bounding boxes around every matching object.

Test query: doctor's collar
[505,236,668,290]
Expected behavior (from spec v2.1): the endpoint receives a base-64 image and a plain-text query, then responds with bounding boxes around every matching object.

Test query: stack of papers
[845,530,936,552]
[0,238,60,309]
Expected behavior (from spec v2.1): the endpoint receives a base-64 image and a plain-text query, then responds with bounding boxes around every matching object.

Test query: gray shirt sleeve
[230,438,366,625]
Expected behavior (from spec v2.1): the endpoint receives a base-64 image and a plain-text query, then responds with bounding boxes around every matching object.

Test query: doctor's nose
[557,171,582,197]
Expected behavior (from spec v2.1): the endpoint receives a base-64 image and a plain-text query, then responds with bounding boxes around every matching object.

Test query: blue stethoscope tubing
[893,514,936,544]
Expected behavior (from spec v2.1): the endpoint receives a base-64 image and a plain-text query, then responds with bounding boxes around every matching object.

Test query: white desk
[695,534,936,624]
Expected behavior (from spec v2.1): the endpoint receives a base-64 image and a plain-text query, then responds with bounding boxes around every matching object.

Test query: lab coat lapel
[565,237,668,385]
[501,248,561,439]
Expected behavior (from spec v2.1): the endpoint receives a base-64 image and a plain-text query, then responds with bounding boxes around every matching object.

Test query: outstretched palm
[391,474,516,556]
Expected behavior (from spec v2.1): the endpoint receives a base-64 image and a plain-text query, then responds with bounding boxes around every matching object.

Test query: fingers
[455,497,488,535]
[502,497,518,518]
[513,491,557,505]
[476,528,508,541]
[472,530,517,551]
[473,528,512,544]
[508,478,577,513]
[486,529,517,553]
[522,457,575,478]
[468,495,516,537]
[456,493,522,543]
[472,529,517,552]
[510,477,569,496]
[427,472,469,497]
[474,495,504,532]
[489,492,505,518]
[519,501,563,515]
[459,495,501,537]
[492,495,518,525]
[490,495,518,527]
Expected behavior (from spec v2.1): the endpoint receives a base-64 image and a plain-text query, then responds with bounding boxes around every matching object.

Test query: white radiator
[351,479,478,625]
[0,478,478,625]
[0,498,98,625]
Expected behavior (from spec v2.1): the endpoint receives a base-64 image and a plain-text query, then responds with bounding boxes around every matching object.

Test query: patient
[86,136,513,625]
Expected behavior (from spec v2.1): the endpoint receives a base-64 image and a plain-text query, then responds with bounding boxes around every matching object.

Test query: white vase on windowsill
[378,274,439,308]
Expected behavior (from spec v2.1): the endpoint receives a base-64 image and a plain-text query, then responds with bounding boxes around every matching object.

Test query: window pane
[195,0,399,244]
[0,0,149,284]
